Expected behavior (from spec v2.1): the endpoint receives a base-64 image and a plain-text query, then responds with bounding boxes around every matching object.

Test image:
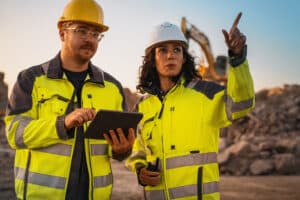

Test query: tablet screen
[85,109,143,139]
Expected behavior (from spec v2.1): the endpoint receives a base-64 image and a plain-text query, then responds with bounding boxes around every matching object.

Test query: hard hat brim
[145,40,188,55]
[57,20,109,33]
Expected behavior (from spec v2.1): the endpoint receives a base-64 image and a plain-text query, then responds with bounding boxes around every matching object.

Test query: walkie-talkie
[147,158,160,172]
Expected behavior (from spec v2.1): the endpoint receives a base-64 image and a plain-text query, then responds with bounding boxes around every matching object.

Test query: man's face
[61,22,102,64]
[154,42,185,79]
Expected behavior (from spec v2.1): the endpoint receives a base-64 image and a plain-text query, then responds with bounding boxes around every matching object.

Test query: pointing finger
[230,12,242,35]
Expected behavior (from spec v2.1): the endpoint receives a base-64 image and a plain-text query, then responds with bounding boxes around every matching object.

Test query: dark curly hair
[136,47,201,93]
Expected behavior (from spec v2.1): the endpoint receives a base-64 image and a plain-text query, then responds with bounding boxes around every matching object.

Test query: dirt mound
[220,84,300,175]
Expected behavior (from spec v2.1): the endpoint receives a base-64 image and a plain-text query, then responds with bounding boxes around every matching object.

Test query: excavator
[180,17,228,85]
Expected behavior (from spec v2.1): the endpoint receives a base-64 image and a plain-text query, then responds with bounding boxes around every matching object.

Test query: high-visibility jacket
[5,53,126,200]
[126,59,255,200]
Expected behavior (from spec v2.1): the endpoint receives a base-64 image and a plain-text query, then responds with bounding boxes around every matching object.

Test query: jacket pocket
[140,113,158,155]
[36,87,70,117]
[141,113,156,140]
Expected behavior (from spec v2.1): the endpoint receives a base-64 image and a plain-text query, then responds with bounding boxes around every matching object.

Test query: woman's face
[154,42,185,79]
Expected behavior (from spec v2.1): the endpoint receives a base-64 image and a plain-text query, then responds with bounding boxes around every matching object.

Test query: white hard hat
[145,22,188,54]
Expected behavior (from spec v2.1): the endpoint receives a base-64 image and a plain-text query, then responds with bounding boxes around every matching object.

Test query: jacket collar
[44,52,105,86]
[144,76,186,100]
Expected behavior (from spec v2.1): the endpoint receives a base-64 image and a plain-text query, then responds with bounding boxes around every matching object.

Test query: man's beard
[76,42,96,63]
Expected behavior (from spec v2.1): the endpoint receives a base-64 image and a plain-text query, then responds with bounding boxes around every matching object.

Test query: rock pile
[0,124,16,200]
[0,72,8,116]
[219,84,300,175]
[0,72,16,199]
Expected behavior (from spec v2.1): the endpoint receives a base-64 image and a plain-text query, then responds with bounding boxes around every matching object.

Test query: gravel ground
[111,159,300,200]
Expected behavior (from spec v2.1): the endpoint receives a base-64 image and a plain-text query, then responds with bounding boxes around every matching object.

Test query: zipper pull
[158,103,164,119]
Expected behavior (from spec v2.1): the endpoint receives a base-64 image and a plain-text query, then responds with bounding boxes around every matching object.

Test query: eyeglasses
[65,27,104,41]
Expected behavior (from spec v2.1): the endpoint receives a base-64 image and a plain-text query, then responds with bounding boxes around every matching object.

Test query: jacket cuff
[228,45,247,67]
[56,115,70,140]
[112,149,132,161]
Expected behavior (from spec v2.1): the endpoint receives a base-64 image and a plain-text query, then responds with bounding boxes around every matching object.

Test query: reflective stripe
[203,181,219,194]
[145,189,166,200]
[90,144,108,156]
[225,94,254,120]
[7,115,18,132]
[169,182,219,199]
[186,79,198,89]
[166,152,217,169]
[231,98,253,112]
[15,167,66,189]
[28,172,66,189]
[94,173,112,188]
[145,182,219,200]
[34,143,72,156]
[15,167,25,180]
[12,116,32,148]
[130,150,146,160]
[169,184,197,199]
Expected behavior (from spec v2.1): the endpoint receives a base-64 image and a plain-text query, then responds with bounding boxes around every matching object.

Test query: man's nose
[83,32,95,42]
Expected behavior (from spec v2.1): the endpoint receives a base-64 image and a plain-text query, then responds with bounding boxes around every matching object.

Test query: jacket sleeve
[5,70,68,150]
[226,59,255,120]
[125,130,147,172]
[125,101,148,172]
[209,46,255,128]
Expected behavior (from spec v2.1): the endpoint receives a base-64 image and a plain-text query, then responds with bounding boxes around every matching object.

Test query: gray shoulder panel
[7,65,44,115]
[185,80,224,99]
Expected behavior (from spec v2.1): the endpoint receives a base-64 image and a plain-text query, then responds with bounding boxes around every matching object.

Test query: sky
[1,0,300,95]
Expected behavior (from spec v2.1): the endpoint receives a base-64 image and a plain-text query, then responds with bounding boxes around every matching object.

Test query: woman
[127,13,255,200]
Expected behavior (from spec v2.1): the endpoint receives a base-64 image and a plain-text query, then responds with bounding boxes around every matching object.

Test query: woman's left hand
[222,12,246,55]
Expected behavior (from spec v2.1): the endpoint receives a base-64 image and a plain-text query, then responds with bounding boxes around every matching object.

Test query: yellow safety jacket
[5,53,126,200]
[127,60,255,200]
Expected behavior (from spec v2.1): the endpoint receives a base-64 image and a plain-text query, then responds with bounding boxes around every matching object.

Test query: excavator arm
[181,17,227,84]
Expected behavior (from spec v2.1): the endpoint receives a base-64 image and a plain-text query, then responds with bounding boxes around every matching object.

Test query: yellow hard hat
[57,0,109,32]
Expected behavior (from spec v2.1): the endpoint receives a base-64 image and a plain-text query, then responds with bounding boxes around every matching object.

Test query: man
[5,0,134,199]
[126,13,255,199]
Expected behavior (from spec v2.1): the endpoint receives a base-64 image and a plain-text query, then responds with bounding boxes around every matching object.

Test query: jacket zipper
[157,86,178,199]
[23,151,31,200]
[198,167,203,200]
[158,103,165,119]
[86,139,93,200]
[82,82,94,200]
[157,98,170,199]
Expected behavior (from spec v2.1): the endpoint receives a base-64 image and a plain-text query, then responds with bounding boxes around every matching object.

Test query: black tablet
[85,109,143,139]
